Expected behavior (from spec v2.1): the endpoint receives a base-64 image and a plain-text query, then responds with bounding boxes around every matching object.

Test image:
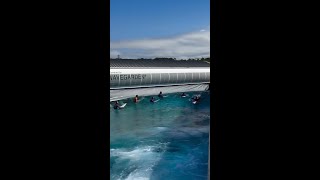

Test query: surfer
[133,95,139,103]
[192,95,200,103]
[113,101,120,109]
[150,96,155,103]
[181,92,186,97]
[158,91,163,98]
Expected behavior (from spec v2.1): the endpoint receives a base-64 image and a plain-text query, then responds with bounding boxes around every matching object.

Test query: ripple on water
[110,92,210,180]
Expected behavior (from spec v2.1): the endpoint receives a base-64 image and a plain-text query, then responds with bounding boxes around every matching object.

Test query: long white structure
[110,59,210,101]
[110,68,210,89]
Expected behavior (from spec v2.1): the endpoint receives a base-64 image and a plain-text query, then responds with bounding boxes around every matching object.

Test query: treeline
[110,57,210,62]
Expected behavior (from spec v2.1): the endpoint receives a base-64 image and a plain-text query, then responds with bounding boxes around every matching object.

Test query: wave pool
[110,91,210,180]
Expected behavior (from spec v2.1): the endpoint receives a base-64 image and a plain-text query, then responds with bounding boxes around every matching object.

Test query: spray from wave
[110,142,169,180]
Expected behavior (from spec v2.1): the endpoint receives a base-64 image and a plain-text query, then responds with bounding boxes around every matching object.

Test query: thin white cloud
[110,28,210,59]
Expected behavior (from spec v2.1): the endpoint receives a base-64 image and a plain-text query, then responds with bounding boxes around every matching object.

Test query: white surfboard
[154,99,160,102]
[119,103,127,108]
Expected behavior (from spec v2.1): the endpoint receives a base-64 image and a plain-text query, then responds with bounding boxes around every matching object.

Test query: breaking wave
[110,142,169,180]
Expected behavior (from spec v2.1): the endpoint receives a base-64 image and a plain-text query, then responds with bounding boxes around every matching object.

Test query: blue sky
[110,0,210,59]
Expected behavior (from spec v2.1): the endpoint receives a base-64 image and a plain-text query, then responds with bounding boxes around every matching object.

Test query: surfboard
[154,99,160,102]
[119,103,127,108]
[192,101,197,104]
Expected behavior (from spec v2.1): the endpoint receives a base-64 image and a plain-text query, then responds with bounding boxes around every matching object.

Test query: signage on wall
[110,74,147,81]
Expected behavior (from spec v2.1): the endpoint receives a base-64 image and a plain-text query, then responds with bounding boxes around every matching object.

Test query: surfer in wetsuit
[133,95,139,103]
[150,96,155,103]
[113,101,120,109]
[158,91,163,98]
[192,95,200,103]
[181,92,186,97]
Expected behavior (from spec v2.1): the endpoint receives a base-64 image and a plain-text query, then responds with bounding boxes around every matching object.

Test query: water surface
[110,92,210,180]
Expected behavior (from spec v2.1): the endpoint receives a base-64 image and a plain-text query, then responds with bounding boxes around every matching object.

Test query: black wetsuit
[114,103,120,109]
[192,96,200,102]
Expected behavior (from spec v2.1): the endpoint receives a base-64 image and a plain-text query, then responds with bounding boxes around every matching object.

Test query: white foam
[155,126,168,131]
[124,169,150,180]
[111,143,169,180]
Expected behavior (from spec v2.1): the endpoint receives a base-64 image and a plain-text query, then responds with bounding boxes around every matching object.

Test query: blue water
[110,92,210,180]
